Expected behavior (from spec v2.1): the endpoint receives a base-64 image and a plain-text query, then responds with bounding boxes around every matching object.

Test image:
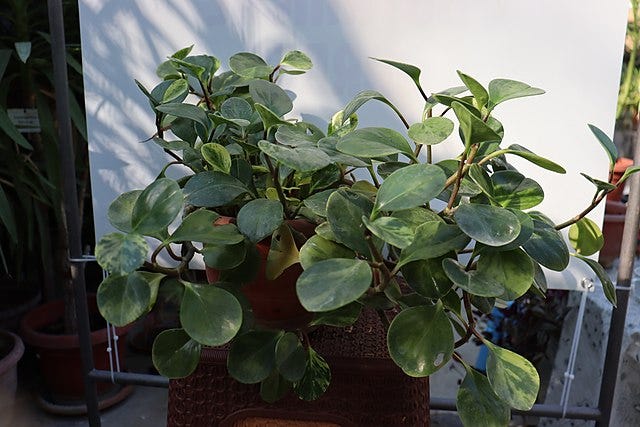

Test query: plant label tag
[7,108,40,133]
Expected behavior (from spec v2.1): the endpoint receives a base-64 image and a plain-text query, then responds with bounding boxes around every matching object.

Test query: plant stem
[555,189,608,230]
[199,80,214,111]
[269,64,281,83]
[367,166,381,188]
[446,145,479,211]
[264,155,291,218]
[365,234,393,292]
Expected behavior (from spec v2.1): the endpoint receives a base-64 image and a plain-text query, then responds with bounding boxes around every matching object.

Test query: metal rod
[89,369,170,388]
[430,398,602,421]
[46,1,100,425]
[596,130,640,427]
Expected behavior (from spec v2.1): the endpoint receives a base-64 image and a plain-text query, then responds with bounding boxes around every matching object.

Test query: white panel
[79,0,628,290]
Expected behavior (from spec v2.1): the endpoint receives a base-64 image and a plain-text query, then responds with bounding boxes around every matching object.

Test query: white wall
[78,0,629,290]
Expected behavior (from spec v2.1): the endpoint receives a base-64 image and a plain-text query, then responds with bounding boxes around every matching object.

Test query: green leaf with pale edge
[299,234,354,270]
[228,330,283,384]
[374,163,446,214]
[326,189,373,255]
[156,103,210,129]
[340,90,402,125]
[387,303,453,377]
[488,79,545,109]
[202,241,247,270]
[454,204,521,246]
[220,97,253,121]
[575,254,616,306]
[618,165,640,186]
[293,347,331,401]
[107,190,142,233]
[569,217,604,256]
[162,79,189,103]
[452,102,501,149]
[180,282,242,346]
[457,71,489,108]
[95,232,148,275]
[97,272,162,326]
[398,222,469,268]
[296,258,372,312]
[258,140,332,172]
[201,143,231,173]
[505,145,566,174]
[303,189,336,217]
[249,79,292,116]
[408,117,455,145]
[362,216,414,249]
[152,329,201,378]
[457,367,511,427]
[522,216,569,271]
[131,179,183,235]
[254,103,290,130]
[485,341,540,411]
[275,333,308,382]
[237,199,283,243]
[401,257,453,299]
[184,171,248,207]
[281,50,312,70]
[588,124,617,169]
[337,127,414,159]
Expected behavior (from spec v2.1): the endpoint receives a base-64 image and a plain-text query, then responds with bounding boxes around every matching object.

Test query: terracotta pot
[206,218,315,330]
[0,330,24,408]
[608,157,634,201]
[20,296,132,400]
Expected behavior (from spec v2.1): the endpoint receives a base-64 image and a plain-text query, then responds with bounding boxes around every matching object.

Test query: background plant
[96,48,629,426]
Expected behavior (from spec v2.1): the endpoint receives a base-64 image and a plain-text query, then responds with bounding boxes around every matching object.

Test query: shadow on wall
[78,0,392,241]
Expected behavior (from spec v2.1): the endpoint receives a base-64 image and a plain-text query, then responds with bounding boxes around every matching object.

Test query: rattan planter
[167,310,430,426]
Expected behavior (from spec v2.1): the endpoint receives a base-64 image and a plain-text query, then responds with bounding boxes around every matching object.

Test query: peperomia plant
[95,47,629,426]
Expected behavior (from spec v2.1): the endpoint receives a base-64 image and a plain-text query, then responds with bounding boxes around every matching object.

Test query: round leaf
[486,342,540,410]
[522,216,569,271]
[293,348,330,401]
[457,367,511,427]
[227,330,283,384]
[220,97,253,121]
[442,258,505,297]
[374,163,446,213]
[326,189,373,255]
[337,127,414,158]
[408,117,454,145]
[131,178,183,234]
[97,272,154,326]
[95,232,148,275]
[169,209,244,245]
[568,217,604,256]
[454,203,521,246]
[258,140,332,172]
[202,241,247,270]
[237,199,284,243]
[249,79,292,116]
[362,216,415,249]
[387,303,454,377]
[107,190,142,233]
[296,258,372,312]
[299,235,354,269]
[183,171,248,208]
[229,52,272,78]
[401,257,453,299]
[275,332,308,382]
[180,282,242,346]
[281,50,313,71]
[398,222,470,268]
[152,329,201,379]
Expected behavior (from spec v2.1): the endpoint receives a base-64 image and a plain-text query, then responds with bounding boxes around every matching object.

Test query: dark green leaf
[220,97,253,121]
[180,282,242,346]
[297,258,372,312]
[275,332,308,382]
[374,163,446,214]
[249,79,293,116]
[387,303,453,376]
[491,170,544,209]
[488,79,545,110]
[309,302,362,327]
[258,140,332,172]
[228,330,283,384]
[326,189,373,255]
[340,90,402,125]
[457,71,489,108]
[451,102,501,149]
[401,257,454,299]
[522,216,569,271]
[504,145,566,174]
[184,171,248,207]
[260,372,291,403]
[131,178,183,234]
[152,329,201,378]
[202,241,247,270]
[575,254,616,306]
[237,199,283,243]
[97,272,154,326]
[0,107,33,149]
[371,57,424,93]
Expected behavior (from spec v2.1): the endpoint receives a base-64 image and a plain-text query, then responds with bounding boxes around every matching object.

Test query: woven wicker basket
[167,310,430,426]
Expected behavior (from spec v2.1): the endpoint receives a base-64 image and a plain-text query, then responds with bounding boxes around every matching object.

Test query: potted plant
[96,47,627,426]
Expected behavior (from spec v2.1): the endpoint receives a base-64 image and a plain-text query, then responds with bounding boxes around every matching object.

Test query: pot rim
[0,330,24,376]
